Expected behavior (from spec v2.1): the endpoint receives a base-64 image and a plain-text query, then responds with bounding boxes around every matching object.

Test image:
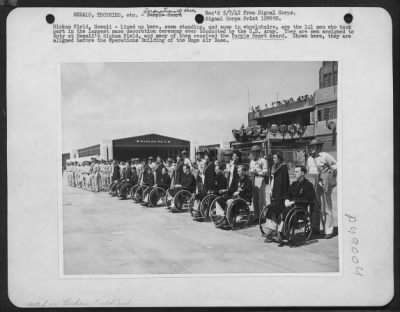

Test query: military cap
[250,145,261,152]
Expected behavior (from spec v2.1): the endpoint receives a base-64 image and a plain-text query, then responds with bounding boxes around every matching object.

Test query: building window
[324,108,330,121]
[333,72,338,85]
[323,74,330,87]
[317,110,322,121]
[329,108,337,119]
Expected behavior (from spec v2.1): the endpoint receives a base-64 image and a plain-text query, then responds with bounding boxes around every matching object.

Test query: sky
[62,61,321,153]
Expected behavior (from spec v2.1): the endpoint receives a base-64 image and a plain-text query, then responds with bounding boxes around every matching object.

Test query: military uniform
[306,152,337,235]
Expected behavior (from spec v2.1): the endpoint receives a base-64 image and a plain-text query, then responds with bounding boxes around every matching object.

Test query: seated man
[145,167,171,206]
[169,165,196,210]
[267,165,315,245]
[214,165,252,226]
[119,161,139,199]
[175,164,196,193]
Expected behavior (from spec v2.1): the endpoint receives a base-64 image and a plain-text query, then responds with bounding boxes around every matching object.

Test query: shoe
[192,211,201,218]
[324,233,334,239]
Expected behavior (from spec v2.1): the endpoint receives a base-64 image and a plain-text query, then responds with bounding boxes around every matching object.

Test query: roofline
[112,133,191,144]
[251,106,314,119]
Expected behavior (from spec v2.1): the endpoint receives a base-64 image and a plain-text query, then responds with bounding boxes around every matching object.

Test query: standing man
[248,145,268,222]
[181,150,192,170]
[153,156,165,187]
[227,151,240,195]
[89,159,96,191]
[172,153,184,187]
[269,151,291,243]
[306,139,337,239]
[93,159,101,192]
[141,157,155,186]
[164,158,174,177]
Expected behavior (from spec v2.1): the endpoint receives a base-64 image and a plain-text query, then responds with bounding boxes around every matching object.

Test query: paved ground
[62,181,339,275]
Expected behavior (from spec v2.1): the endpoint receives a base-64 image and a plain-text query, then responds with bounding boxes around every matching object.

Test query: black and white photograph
[61,61,339,275]
[7,6,394,307]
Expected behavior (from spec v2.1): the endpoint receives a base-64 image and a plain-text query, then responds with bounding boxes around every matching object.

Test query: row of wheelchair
[110,183,313,247]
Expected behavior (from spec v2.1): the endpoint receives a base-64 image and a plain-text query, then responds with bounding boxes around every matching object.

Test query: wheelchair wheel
[149,187,167,207]
[286,208,312,246]
[129,184,139,200]
[133,185,148,202]
[165,189,174,209]
[173,190,192,211]
[188,194,199,217]
[200,194,217,220]
[259,205,275,235]
[226,198,251,230]
[209,196,227,227]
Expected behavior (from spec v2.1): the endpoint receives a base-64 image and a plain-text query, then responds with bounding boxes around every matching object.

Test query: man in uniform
[152,156,164,185]
[164,158,174,177]
[306,139,337,239]
[92,159,101,192]
[181,150,192,170]
[248,145,268,222]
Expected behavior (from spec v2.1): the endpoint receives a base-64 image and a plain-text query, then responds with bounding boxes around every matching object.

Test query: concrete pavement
[62,182,339,275]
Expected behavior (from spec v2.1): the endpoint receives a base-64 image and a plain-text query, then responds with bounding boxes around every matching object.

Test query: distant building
[62,153,70,170]
[112,133,190,160]
[233,61,338,167]
[65,133,190,162]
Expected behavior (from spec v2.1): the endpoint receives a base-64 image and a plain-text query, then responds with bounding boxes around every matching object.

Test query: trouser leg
[323,191,334,235]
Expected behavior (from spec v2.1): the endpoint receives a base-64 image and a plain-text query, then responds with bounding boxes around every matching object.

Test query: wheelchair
[165,187,193,212]
[140,186,168,207]
[209,194,252,230]
[259,200,312,247]
[129,184,140,199]
[188,192,218,221]
[132,184,151,203]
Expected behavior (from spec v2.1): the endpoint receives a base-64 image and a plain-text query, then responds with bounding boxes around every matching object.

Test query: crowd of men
[64,139,337,245]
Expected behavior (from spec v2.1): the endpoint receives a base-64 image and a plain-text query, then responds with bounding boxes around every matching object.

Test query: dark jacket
[142,165,154,185]
[123,165,133,181]
[203,161,215,193]
[112,164,121,181]
[130,171,139,185]
[228,164,240,195]
[289,178,315,204]
[154,162,165,185]
[271,163,290,201]
[215,172,228,193]
[181,172,196,193]
[238,175,253,203]
[174,161,184,185]
[159,173,171,190]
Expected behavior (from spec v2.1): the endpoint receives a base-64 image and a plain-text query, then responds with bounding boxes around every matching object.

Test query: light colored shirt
[306,152,337,174]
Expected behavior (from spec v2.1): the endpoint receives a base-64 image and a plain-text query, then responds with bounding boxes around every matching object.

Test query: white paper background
[7,7,393,307]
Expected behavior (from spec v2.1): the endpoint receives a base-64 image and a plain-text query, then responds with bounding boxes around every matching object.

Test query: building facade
[66,133,190,163]
[232,61,337,168]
